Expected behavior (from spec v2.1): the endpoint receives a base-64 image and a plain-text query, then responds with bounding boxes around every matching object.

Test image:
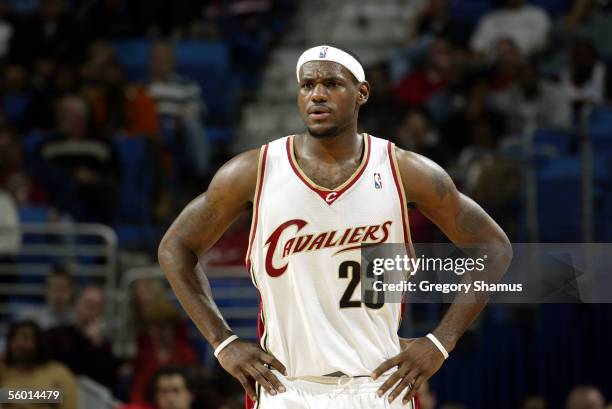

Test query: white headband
[296,45,365,83]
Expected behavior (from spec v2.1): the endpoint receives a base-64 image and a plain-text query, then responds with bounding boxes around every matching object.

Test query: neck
[301,123,362,164]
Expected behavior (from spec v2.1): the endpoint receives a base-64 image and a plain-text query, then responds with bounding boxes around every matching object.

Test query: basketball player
[158,45,512,408]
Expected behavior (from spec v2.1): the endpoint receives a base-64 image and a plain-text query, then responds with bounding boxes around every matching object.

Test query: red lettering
[337,228,352,246]
[362,225,380,241]
[348,226,366,244]
[265,219,307,277]
[294,234,313,253]
[283,238,295,258]
[323,230,338,248]
[308,232,328,251]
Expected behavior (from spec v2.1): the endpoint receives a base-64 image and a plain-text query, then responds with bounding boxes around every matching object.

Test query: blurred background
[0,0,611,408]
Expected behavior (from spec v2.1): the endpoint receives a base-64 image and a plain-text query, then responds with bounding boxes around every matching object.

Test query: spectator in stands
[394,37,452,106]
[129,278,198,404]
[146,40,209,179]
[489,48,571,134]
[566,385,606,409]
[441,78,506,157]
[0,320,78,409]
[24,62,79,132]
[559,38,612,110]
[16,265,75,329]
[395,107,449,167]
[0,127,47,205]
[81,41,159,139]
[0,3,14,58]
[551,0,612,63]
[34,94,121,223]
[46,285,118,389]
[488,38,525,96]
[470,0,551,57]
[2,64,31,129]
[148,367,195,409]
[0,188,20,256]
[359,62,406,139]
[410,0,473,47]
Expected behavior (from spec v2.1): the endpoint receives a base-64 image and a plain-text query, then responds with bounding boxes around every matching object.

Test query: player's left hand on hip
[371,337,445,404]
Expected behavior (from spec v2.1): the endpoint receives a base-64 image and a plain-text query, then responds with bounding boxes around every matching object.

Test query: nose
[311,83,328,102]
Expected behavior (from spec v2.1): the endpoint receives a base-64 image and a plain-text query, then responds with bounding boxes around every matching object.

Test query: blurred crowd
[360,0,612,241]
[0,0,296,233]
[0,265,245,409]
[1,266,610,409]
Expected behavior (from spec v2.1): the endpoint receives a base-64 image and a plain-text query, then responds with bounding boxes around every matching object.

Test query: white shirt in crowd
[471,5,551,56]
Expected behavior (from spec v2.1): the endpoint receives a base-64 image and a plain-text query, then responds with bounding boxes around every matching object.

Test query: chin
[307,124,339,138]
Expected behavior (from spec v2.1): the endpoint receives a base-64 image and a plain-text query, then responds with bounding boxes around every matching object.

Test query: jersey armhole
[245,144,269,273]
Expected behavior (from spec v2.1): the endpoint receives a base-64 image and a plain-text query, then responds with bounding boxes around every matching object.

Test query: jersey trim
[387,142,411,244]
[388,142,416,326]
[245,144,269,273]
[286,134,371,205]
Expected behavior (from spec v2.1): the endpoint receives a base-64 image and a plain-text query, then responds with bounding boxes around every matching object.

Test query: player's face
[297,61,367,138]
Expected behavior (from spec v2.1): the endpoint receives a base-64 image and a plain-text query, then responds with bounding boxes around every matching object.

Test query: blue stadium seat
[2,94,30,125]
[113,39,152,81]
[21,130,48,162]
[18,205,50,223]
[537,157,582,241]
[532,128,573,156]
[589,107,612,154]
[112,134,158,249]
[112,134,154,224]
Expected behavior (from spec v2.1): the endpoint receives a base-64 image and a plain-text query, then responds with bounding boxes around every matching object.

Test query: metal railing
[522,104,601,243]
[113,263,258,358]
[0,223,118,337]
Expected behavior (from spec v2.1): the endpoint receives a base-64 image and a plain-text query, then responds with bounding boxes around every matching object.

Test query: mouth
[307,105,332,120]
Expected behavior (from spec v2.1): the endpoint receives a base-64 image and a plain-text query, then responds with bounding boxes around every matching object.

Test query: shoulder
[393,146,456,203]
[208,147,265,203]
[393,146,445,176]
[216,147,263,178]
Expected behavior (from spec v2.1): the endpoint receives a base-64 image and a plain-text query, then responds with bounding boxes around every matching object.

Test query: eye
[301,82,314,89]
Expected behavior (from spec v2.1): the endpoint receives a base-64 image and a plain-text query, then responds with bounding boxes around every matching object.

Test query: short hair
[46,264,75,286]
[146,366,194,404]
[5,320,49,366]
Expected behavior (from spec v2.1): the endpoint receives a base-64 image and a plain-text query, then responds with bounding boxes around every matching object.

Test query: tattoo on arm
[455,202,486,236]
[431,168,452,200]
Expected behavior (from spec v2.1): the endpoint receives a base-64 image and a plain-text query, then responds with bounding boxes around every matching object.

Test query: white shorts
[256,371,418,409]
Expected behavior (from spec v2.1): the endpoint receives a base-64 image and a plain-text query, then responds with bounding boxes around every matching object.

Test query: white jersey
[246,134,414,378]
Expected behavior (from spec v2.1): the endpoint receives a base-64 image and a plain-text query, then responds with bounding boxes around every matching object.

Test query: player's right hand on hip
[216,338,288,400]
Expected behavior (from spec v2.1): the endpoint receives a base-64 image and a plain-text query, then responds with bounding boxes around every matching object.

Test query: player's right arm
[158,149,286,400]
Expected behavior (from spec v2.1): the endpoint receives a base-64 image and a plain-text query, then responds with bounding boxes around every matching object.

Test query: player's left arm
[372,147,513,404]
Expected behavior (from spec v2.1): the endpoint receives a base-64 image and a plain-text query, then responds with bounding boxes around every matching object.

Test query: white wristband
[214,335,239,358]
[426,333,449,359]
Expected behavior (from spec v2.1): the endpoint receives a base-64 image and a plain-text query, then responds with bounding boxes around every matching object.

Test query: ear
[356,81,370,106]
